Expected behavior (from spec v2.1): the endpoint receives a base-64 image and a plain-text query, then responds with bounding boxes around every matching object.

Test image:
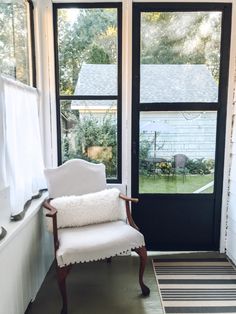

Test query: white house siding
[141,111,216,160]
[226,69,236,264]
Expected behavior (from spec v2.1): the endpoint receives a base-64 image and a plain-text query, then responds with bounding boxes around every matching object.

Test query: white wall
[226,61,236,264]
[220,0,236,252]
[0,197,53,314]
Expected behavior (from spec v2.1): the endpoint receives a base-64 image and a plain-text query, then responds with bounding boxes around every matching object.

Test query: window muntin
[55,4,122,182]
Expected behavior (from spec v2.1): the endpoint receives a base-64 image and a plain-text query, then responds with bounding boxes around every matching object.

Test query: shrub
[75,111,117,178]
[186,158,214,175]
[139,138,152,175]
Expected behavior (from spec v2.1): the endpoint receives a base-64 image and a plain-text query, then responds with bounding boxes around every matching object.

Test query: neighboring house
[71,64,117,112]
[71,63,218,111]
[71,64,218,160]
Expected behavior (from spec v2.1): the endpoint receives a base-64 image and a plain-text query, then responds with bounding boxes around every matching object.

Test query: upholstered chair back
[44,159,106,198]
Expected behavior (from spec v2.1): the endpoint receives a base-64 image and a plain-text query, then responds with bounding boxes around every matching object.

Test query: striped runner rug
[153,258,236,314]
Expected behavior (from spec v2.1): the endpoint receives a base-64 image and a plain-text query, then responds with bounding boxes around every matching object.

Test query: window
[0,0,40,226]
[140,11,222,103]
[54,3,122,182]
[0,0,35,86]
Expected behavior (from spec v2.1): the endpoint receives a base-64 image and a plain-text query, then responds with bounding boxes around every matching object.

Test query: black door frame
[132,2,232,250]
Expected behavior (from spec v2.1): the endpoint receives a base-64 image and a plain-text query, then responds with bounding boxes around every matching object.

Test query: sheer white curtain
[0,78,7,190]
[0,76,46,216]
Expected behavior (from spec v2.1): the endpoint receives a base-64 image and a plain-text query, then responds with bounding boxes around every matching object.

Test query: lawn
[139,174,214,194]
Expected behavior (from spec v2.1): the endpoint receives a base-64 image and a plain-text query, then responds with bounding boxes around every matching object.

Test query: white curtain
[0,76,46,216]
[0,77,7,190]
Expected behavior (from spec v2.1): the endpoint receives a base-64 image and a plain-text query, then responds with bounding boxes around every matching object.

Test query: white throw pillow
[46,188,127,230]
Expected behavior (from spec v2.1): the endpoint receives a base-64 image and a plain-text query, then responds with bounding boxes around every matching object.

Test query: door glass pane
[60,100,118,180]
[57,8,118,96]
[140,12,222,103]
[139,111,217,193]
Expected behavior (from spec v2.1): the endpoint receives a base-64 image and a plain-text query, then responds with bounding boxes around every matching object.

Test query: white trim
[220,0,236,253]
[122,0,133,196]
[34,0,57,168]
[0,191,53,314]
[0,192,48,253]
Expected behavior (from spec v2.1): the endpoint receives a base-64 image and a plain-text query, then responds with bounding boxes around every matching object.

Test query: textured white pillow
[47,188,126,230]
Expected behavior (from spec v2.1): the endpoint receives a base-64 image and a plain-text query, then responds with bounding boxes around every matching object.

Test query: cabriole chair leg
[57,266,70,314]
[134,246,150,296]
[106,257,112,264]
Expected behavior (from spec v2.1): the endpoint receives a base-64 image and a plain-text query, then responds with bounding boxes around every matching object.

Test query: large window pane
[139,111,217,193]
[0,1,31,85]
[140,12,222,103]
[60,100,118,179]
[57,8,118,96]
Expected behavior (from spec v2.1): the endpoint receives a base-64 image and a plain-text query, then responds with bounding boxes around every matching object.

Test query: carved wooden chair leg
[57,265,70,314]
[134,246,150,296]
[106,257,112,264]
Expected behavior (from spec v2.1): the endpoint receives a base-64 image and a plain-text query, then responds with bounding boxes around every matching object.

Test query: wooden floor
[26,252,224,314]
[26,254,163,314]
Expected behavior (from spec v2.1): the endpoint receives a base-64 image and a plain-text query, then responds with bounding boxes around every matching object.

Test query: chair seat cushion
[56,221,145,266]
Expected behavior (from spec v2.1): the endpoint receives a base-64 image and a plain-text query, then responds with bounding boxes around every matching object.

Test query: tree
[58,8,117,94]
[0,2,30,84]
[141,12,221,81]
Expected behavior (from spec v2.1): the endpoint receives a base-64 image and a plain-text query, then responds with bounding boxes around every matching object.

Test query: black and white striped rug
[153,258,236,314]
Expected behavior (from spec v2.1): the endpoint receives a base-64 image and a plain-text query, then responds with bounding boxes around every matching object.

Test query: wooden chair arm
[44,199,57,217]
[119,193,140,231]
[119,193,139,203]
[43,199,59,252]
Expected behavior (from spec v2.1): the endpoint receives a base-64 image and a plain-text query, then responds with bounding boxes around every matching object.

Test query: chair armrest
[44,199,57,217]
[119,193,140,231]
[119,193,139,203]
[43,199,59,252]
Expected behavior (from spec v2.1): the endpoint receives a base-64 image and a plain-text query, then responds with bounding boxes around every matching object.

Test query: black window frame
[53,2,122,183]
[27,0,36,87]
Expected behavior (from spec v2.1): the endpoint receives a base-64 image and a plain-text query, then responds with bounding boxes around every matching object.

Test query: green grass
[139,174,214,194]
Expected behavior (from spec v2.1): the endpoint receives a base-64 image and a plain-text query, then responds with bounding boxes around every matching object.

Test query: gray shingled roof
[74,64,117,96]
[71,64,217,109]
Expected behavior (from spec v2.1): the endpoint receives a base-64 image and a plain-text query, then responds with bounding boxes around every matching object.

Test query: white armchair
[43,159,150,314]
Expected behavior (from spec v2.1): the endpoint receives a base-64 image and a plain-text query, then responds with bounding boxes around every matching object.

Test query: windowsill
[0,191,48,253]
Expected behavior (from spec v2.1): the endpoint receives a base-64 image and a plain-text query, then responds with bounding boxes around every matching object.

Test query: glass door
[132,3,232,250]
